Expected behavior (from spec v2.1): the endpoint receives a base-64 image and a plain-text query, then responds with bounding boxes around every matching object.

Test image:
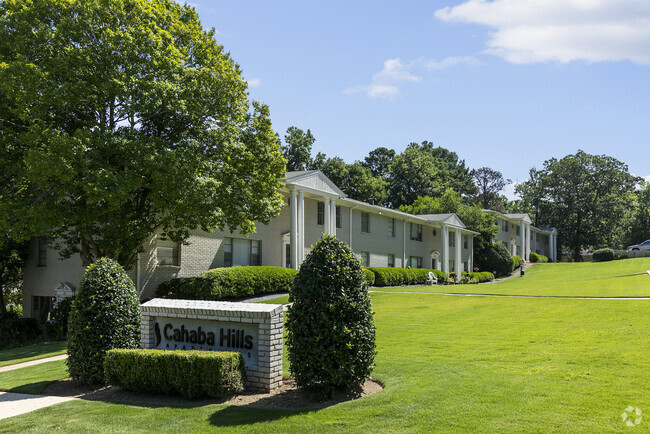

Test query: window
[449,259,455,271]
[32,296,54,324]
[409,256,423,269]
[516,225,521,235]
[156,238,180,266]
[502,220,508,232]
[536,233,540,242]
[317,202,325,226]
[224,238,262,267]
[387,253,395,268]
[361,212,370,233]
[336,206,342,228]
[37,237,47,267]
[360,251,370,266]
[463,235,468,249]
[449,232,455,247]
[388,218,395,237]
[409,223,422,241]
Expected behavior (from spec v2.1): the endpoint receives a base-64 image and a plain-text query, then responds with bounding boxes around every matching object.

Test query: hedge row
[463,271,495,283]
[104,349,246,398]
[367,267,447,287]
[512,256,523,269]
[156,266,298,300]
[362,267,375,286]
[593,248,615,262]
[529,252,549,263]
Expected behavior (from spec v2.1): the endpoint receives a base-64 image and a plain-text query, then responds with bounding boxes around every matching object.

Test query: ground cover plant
[1,291,649,431]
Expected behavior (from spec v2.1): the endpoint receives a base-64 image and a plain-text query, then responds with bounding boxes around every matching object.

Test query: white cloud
[344,56,478,100]
[247,78,261,88]
[435,0,650,65]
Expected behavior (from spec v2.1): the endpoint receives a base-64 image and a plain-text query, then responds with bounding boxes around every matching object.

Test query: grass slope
[0,359,69,394]
[379,257,650,297]
[0,341,67,368]
[1,292,649,431]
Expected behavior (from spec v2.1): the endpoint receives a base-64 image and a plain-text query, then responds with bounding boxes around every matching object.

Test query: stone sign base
[140,299,283,392]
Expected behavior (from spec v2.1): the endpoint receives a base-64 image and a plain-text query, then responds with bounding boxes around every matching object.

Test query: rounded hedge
[476,242,514,277]
[287,235,376,398]
[67,258,141,387]
[592,248,615,262]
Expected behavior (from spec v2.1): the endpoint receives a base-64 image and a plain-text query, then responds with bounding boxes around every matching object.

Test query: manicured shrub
[476,242,514,277]
[67,258,141,387]
[367,267,447,287]
[287,235,376,398]
[362,267,376,286]
[0,318,42,349]
[512,256,523,269]
[616,251,628,260]
[463,271,495,283]
[529,252,549,263]
[104,349,245,398]
[51,296,75,340]
[156,266,297,300]
[592,248,615,262]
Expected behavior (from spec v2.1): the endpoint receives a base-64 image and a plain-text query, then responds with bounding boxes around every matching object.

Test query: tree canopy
[474,167,511,210]
[282,126,315,171]
[0,0,285,268]
[516,150,639,261]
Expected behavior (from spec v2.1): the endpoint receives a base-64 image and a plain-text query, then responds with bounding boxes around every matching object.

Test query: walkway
[0,354,68,373]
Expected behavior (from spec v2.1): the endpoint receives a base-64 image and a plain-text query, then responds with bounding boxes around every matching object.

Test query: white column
[349,207,354,249]
[468,236,474,272]
[290,189,298,270]
[525,224,530,261]
[330,199,336,236]
[403,220,407,268]
[297,191,304,264]
[324,198,330,235]
[551,234,556,262]
[441,225,449,275]
[520,221,525,259]
[455,229,462,278]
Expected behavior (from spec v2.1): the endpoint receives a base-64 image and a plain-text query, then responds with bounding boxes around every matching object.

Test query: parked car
[627,240,650,251]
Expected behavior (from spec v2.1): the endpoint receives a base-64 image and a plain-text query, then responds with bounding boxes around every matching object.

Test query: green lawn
[0,341,67,368]
[376,257,650,297]
[0,359,69,394]
[1,286,649,431]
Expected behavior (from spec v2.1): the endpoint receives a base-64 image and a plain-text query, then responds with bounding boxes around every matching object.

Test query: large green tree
[388,141,476,208]
[516,150,639,261]
[474,167,511,210]
[620,181,650,248]
[282,126,315,171]
[0,0,285,268]
[0,236,27,316]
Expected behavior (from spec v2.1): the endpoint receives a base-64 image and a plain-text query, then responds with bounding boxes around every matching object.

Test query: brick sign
[140,299,283,392]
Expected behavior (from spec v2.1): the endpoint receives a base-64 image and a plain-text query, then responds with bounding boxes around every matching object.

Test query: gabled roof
[483,209,532,224]
[532,226,558,235]
[419,213,467,229]
[282,170,346,198]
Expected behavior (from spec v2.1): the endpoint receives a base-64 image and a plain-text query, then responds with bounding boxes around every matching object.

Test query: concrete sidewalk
[0,354,68,373]
[0,391,76,420]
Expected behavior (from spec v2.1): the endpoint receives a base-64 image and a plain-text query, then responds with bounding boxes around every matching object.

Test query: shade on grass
[0,359,68,394]
[0,341,67,368]
[378,257,650,297]
[1,292,648,431]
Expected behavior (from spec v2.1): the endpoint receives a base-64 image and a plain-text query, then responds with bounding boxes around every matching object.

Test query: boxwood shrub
[67,258,141,387]
[529,252,548,263]
[476,242,514,277]
[462,271,495,283]
[592,248,615,262]
[362,267,375,286]
[512,256,523,269]
[104,349,245,398]
[367,267,447,287]
[156,266,298,300]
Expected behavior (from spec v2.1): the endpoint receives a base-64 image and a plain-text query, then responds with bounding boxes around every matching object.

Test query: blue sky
[189,0,650,197]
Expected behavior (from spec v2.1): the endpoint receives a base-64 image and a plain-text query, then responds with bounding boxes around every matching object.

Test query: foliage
[387,142,477,208]
[314,157,388,205]
[51,296,75,340]
[368,267,447,287]
[67,258,140,387]
[475,242,514,277]
[362,147,395,178]
[620,181,650,248]
[362,267,376,286]
[282,126,315,171]
[463,271,495,283]
[529,252,548,263]
[473,167,511,210]
[156,266,298,300]
[516,150,639,261]
[512,256,523,269]
[0,318,42,349]
[0,0,285,268]
[104,349,245,398]
[592,248,615,262]
[287,235,376,398]
[0,236,27,316]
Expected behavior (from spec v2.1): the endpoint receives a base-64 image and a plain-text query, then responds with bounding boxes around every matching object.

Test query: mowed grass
[377,257,650,297]
[1,291,649,432]
[0,359,68,394]
[0,341,67,368]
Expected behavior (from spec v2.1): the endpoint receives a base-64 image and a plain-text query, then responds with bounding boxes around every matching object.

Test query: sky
[187,0,650,198]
